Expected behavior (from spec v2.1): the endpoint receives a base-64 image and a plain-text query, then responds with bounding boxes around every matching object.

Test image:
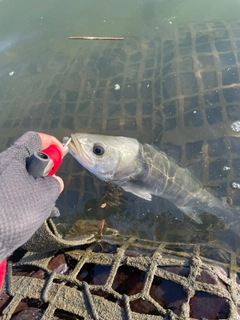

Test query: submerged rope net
[2,19,240,320]
[1,232,240,319]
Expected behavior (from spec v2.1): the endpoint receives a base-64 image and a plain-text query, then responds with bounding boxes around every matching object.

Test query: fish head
[68,133,141,181]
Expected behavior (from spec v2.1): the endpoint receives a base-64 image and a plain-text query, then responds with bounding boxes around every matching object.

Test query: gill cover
[68,133,141,181]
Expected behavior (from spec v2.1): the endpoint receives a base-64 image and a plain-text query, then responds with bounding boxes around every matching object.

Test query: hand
[0,131,64,261]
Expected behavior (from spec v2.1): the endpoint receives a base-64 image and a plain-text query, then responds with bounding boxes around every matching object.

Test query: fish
[66,133,240,226]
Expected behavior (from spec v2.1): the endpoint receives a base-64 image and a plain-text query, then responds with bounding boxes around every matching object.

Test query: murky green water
[1,0,240,250]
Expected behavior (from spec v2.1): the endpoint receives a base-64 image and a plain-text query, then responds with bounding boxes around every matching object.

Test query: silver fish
[67,133,240,226]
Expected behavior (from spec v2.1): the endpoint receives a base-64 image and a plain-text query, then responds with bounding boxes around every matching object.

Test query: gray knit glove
[0,132,61,261]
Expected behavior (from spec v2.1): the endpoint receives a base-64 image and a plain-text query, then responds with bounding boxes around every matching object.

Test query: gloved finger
[52,174,64,193]
[38,132,66,158]
[3,132,42,164]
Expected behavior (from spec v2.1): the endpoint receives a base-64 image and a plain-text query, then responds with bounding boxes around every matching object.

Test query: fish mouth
[68,134,95,168]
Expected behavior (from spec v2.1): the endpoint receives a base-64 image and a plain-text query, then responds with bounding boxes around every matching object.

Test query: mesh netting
[1,20,240,207]
[1,233,240,319]
[2,20,240,320]
[2,20,240,147]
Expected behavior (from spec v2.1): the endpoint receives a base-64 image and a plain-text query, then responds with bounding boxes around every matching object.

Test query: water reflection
[1,0,240,250]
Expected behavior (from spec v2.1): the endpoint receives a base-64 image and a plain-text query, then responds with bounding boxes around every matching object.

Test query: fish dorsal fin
[187,159,205,182]
[122,185,152,201]
[179,206,203,224]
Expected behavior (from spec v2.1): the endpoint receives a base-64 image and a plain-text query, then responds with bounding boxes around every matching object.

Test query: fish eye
[93,144,105,156]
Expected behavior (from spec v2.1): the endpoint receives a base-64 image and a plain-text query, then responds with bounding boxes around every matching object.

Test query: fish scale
[67,133,240,229]
[2,20,240,208]
[1,19,239,240]
[2,19,240,320]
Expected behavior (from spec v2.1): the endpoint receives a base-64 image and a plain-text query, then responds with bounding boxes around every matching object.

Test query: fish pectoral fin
[179,206,203,224]
[188,159,204,182]
[122,185,152,201]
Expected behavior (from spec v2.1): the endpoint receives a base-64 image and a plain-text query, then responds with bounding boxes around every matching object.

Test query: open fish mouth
[64,133,240,230]
[67,134,95,168]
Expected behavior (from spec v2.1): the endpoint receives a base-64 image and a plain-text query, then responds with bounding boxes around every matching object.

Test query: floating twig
[68,36,124,40]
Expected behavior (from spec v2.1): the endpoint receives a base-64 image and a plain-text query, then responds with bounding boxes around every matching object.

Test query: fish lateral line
[67,133,239,228]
